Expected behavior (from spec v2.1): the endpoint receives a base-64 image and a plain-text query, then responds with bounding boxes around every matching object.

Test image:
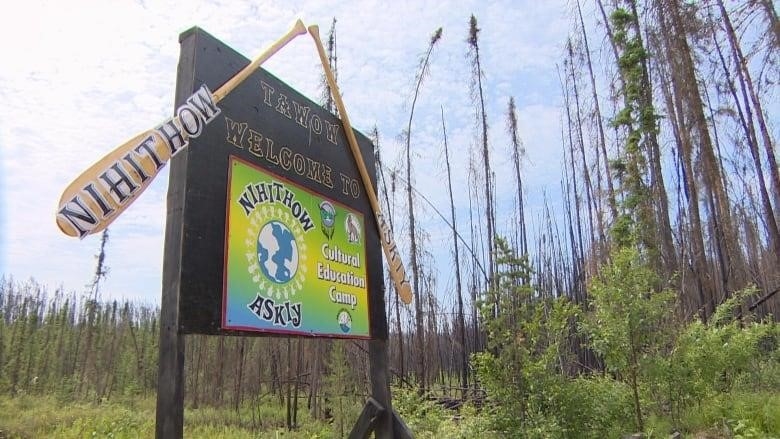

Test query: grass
[680,392,780,438]
[1,390,777,438]
[0,394,154,438]
[0,394,336,438]
[645,391,780,439]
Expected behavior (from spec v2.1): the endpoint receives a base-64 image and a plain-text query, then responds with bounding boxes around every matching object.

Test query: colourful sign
[222,157,370,338]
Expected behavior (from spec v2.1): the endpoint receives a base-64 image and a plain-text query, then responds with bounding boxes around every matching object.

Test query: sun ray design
[292,222,303,236]
[249,212,261,228]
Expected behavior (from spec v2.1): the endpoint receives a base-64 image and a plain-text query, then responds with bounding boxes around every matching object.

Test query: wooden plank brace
[349,397,385,439]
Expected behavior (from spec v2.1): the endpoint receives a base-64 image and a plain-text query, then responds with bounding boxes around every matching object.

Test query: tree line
[378,0,778,395]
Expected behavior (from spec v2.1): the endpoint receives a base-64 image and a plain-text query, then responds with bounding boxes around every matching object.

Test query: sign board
[223,157,370,336]
[166,27,385,339]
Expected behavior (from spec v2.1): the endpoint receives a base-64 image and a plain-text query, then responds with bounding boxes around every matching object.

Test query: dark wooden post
[155,28,200,439]
[369,338,394,438]
[351,338,413,438]
[155,288,185,438]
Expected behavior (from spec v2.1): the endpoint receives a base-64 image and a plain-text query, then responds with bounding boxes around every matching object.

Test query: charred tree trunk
[468,16,497,310]
[717,0,780,259]
[652,20,711,319]
[567,40,598,254]
[404,27,442,391]
[441,106,468,399]
[664,0,743,299]
[578,0,618,222]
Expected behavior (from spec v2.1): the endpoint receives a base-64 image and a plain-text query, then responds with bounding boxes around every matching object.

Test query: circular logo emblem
[337,309,352,333]
[257,220,299,284]
[247,204,307,300]
[319,201,336,240]
[319,201,336,228]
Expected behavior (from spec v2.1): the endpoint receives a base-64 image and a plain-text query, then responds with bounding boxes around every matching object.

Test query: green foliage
[323,341,363,438]
[0,278,160,401]
[606,1,659,250]
[612,106,634,127]
[647,391,780,438]
[0,394,341,438]
[476,263,780,438]
[2,272,777,438]
[474,238,588,438]
[555,376,635,437]
[581,248,673,375]
[0,395,154,438]
[391,386,498,438]
[651,286,779,428]
[391,386,449,436]
[471,239,779,438]
[610,8,633,30]
[580,246,673,432]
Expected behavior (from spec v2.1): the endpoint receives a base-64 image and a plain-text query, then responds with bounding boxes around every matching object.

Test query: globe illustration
[256,220,299,284]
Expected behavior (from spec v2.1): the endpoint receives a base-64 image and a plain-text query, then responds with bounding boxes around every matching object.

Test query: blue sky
[0,0,575,306]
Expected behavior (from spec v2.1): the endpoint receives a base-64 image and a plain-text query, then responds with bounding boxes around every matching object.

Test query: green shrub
[556,376,635,437]
[647,287,779,429]
[674,392,780,437]
[391,386,449,436]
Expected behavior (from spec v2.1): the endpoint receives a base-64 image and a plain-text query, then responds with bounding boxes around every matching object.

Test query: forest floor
[0,395,338,438]
[1,391,778,438]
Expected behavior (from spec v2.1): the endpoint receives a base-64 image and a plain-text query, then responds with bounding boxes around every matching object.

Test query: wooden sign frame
[156,26,409,438]
[162,27,384,340]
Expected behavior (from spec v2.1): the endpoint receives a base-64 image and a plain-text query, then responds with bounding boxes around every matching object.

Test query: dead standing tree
[403,27,442,391]
[372,127,406,382]
[467,15,499,327]
[506,98,528,260]
[440,106,468,398]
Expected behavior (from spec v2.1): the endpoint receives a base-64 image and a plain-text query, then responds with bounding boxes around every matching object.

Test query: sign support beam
[155,28,199,439]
